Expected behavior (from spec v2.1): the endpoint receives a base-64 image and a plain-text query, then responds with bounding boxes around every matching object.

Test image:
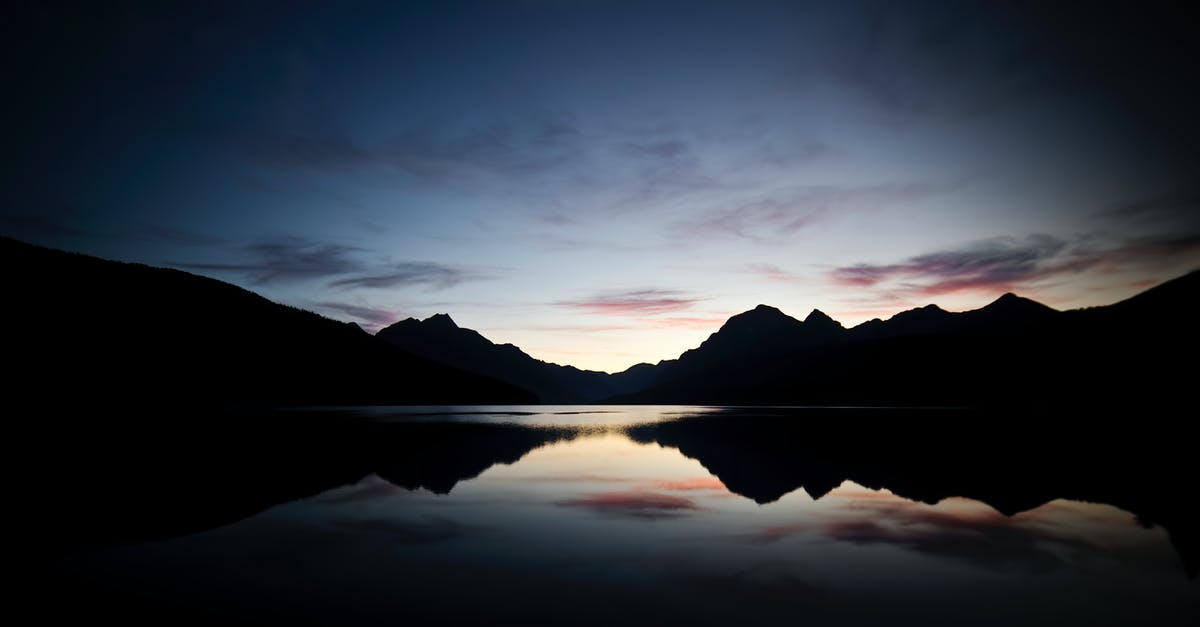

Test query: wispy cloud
[1098,187,1200,222]
[647,477,728,492]
[684,181,951,240]
[330,262,489,290]
[177,236,363,285]
[739,262,806,283]
[313,301,399,327]
[822,501,1098,574]
[556,490,702,519]
[556,289,704,316]
[832,234,1066,293]
[643,315,731,330]
[830,232,1200,297]
[176,236,494,291]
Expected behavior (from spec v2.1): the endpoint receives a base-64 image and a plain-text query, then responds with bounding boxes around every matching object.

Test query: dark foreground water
[32,406,1198,625]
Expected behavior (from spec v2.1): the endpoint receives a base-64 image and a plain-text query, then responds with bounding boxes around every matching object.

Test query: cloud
[733,494,1101,574]
[832,234,1066,293]
[177,236,363,285]
[647,477,728,492]
[684,182,951,240]
[329,262,489,290]
[556,490,702,519]
[175,236,492,291]
[1098,188,1200,223]
[822,504,1098,574]
[1077,232,1200,270]
[313,301,399,327]
[739,262,805,283]
[556,289,704,316]
[739,522,812,546]
[644,316,731,330]
[830,231,1200,296]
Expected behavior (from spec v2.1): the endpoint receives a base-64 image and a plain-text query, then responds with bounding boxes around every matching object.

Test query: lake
[35,406,1198,625]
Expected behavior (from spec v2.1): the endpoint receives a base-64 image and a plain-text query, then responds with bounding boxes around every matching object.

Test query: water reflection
[33,407,1199,626]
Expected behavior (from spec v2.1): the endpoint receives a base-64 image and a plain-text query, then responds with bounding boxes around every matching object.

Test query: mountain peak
[804,308,839,326]
[980,292,1055,314]
[709,304,802,339]
[723,304,794,325]
[423,313,459,328]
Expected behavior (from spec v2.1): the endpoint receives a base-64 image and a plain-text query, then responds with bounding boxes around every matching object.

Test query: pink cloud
[556,289,703,316]
[556,490,702,518]
[830,232,1200,299]
[648,477,728,491]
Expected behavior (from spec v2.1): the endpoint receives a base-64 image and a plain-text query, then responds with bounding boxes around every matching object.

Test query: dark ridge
[20,415,570,554]
[377,313,652,402]
[614,271,1194,408]
[627,409,1198,579]
[24,408,1196,580]
[1,236,536,411]
[7,236,1194,410]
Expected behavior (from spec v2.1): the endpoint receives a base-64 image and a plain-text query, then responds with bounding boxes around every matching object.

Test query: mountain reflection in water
[31,407,1198,626]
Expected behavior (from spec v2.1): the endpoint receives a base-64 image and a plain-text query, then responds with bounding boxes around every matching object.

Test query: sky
[4,0,1199,372]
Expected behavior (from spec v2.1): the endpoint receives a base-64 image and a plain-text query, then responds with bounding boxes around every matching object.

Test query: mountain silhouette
[7,236,1194,409]
[23,416,567,553]
[27,408,1196,579]
[377,313,654,402]
[2,237,536,410]
[371,421,573,493]
[851,292,1057,340]
[613,269,1198,407]
[627,408,1198,578]
[368,268,1196,408]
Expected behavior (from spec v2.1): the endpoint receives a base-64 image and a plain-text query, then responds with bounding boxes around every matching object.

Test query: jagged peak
[804,308,840,326]
[423,312,459,328]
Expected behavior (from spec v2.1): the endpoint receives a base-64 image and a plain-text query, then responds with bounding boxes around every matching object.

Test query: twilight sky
[5,0,1199,372]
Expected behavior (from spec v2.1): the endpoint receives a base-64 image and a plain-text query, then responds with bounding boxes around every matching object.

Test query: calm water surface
[46,406,1197,626]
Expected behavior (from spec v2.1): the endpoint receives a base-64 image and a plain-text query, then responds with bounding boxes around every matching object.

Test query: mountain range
[376,314,656,402]
[5,235,1195,408]
[381,271,1197,407]
[2,236,534,412]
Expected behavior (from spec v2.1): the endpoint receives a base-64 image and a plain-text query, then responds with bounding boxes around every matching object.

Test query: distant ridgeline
[2,237,536,412]
[4,236,1195,409]
[379,270,1197,408]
